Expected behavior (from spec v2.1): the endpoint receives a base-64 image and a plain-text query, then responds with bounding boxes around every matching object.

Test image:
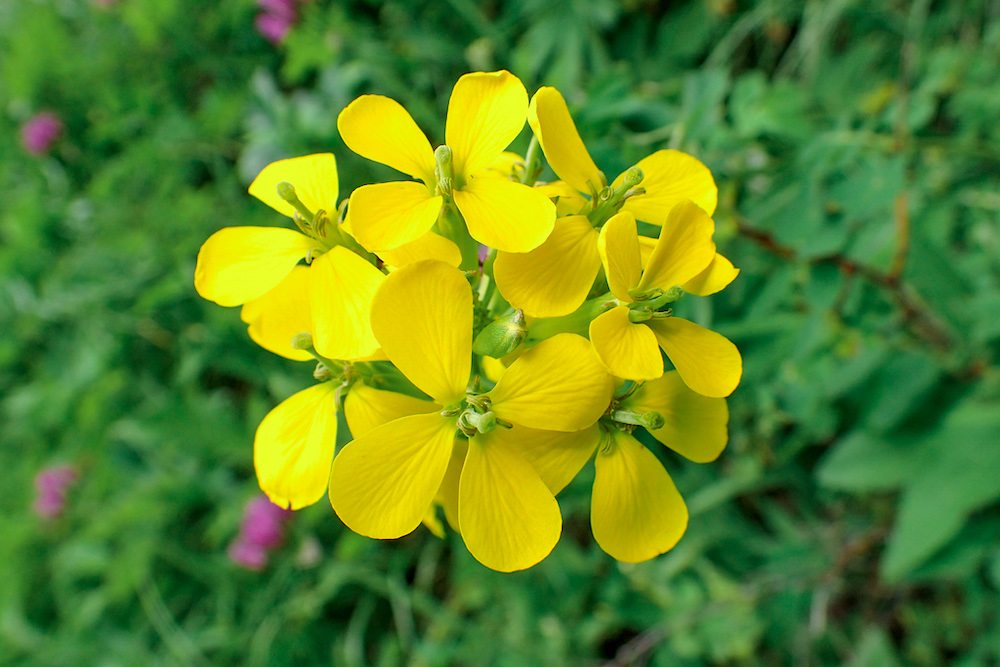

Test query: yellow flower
[494,86,735,318]
[590,206,742,397]
[517,372,729,563]
[337,71,555,256]
[194,154,384,361]
[327,260,613,572]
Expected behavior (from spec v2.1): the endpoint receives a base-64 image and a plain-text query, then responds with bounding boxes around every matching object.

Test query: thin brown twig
[735,217,955,352]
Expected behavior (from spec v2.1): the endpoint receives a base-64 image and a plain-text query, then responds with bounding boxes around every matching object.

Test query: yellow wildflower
[590,205,742,397]
[337,71,555,257]
[327,260,613,572]
[517,372,729,563]
[194,154,384,361]
[494,86,736,318]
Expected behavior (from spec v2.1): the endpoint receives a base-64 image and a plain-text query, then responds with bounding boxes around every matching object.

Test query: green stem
[436,203,479,271]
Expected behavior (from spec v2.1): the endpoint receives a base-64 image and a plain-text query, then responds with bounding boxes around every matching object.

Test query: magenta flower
[228,495,293,569]
[21,112,63,155]
[255,11,295,44]
[33,465,77,519]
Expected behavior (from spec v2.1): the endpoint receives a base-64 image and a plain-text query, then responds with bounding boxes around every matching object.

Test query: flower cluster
[33,464,77,520]
[195,71,742,572]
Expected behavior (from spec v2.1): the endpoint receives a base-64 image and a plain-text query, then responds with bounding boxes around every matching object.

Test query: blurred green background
[2,0,1000,664]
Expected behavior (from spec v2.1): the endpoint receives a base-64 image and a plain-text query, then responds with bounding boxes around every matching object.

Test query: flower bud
[472,309,526,358]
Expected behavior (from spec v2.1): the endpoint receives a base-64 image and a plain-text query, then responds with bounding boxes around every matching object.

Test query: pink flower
[228,538,269,570]
[256,12,295,44]
[258,0,296,21]
[33,465,77,519]
[21,112,63,155]
[229,495,293,569]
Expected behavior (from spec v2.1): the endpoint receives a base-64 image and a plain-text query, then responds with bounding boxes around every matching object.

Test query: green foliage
[2,0,999,664]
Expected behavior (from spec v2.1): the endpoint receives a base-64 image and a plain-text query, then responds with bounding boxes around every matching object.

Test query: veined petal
[437,439,467,532]
[459,429,561,572]
[682,253,740,296]
[195,227,315,307]
[446,70,528,179]
[255,382,339,510]
[346,182,443,252]
[493,215,600,318]
[528,87,604,196]
[510,424,601,495]
[489,333,613,432]
[337,95,436,184]
[328,413,457,539]
[377,231,461,269]
[308,247,383,361]
[589,306,663,381]
[647,317,742,398]
[241,265,313,361]
[619,149,717,221]
[536,181,589,216]
[475,151,525,179]
[598,211,642,302]
[592,430,688,563]
[621,371,728,463]
[344,382,438,439]
[637,200,716,292]
[249,153,340,219]
[454,177,555,253]
[370,260,472,405]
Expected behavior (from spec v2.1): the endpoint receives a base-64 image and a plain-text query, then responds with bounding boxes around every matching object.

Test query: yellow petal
[536,181,588,216]
[588,306,663,381]
[194,227,315,307]
[254,382,339,510]
[370,260,472,405]
[446,70,528,179]
[475,151,524,179]
[493,215,600,318]
[619,149,717,221]
[328,413,457,538]
[454,177,555,253]
[646,317,742,398]
[621,371,729,462]
[346,182,443,252]
[337,95,436,184]
[249,153,340,219]
[592,430,688,563]
[308,247,383,361]
[377,231,461,269]
[436,439,467,532]
[480,355,507,384]
[637,200,716,292]
[343,382,438,439]
[489,333,613,432]
[528,87,604,196]
[458,429,561,572]
[240,265,313,361]
[422,507,445,538]
[509,424,601,495]
[597,211,642,302]
[682,253,740,296]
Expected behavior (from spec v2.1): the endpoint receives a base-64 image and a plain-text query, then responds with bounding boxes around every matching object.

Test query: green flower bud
[290,332,314,350]
[472,309,527,358]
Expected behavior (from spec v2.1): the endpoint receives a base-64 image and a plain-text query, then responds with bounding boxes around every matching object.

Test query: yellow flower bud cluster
[194,71,742,571]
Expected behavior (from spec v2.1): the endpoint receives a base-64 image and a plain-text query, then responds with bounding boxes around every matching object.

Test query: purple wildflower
[33,465,77,519]
[21,112,63,155]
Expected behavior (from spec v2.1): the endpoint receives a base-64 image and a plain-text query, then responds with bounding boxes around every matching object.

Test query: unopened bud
[621,166,644,190]
[640,411,665,430]
[290,332,314,350]
[313,363,332,381]
[472,309,527,358]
